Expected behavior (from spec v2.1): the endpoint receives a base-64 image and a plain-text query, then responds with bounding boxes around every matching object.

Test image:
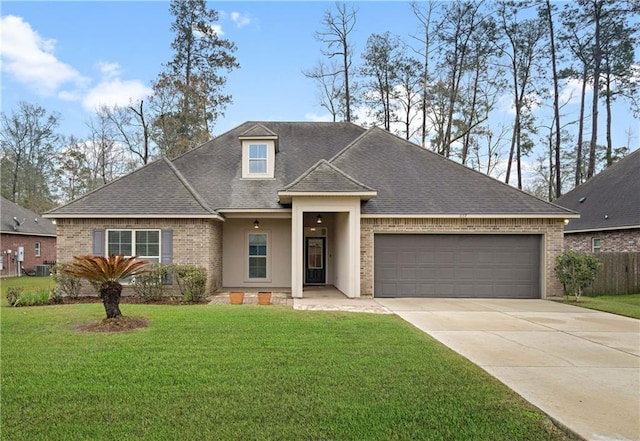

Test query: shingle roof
[47,158,216,217]
[46,121,574,217]
[1,197,56,236]
[554,149,640,232]
[281,159,376,193]
[330,127,574,215]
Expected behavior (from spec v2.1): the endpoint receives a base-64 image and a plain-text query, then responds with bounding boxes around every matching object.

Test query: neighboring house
[45,122,576,299]
[1,197,57,277]
[555,149,640,253]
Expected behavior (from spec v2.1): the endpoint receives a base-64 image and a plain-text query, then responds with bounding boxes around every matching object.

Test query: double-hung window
[35,242,41,257]
[107,230,160,263]
[592,238,602,253]
[248,233,268,279]
[249,144,268,174]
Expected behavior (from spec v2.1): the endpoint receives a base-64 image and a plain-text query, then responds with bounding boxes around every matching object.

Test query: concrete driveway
[376,298,640,441]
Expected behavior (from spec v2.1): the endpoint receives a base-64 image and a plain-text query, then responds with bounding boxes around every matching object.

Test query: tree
[0,102,60,213]
[555,251,602,302]
[55,136,93,203]
[152,0,239,157]
[312,2,358,122]
[360,32,402,131]
[303,60,345,121]
[62,254,149,319]
[496,2,546,189]
[103,100,154,166]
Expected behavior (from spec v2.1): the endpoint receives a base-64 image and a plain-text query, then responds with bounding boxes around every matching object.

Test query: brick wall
[564,229,640,253]
[56,218,222,295]
[0,234,56,277]
[360,217,565,298]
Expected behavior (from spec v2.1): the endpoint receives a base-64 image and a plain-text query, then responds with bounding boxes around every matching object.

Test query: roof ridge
[162,157,216,214]
[281,159,376,192]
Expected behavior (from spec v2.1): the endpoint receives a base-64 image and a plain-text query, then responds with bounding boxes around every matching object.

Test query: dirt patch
[76,315,149,333]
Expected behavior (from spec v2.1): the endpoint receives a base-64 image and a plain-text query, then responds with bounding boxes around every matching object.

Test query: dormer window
[239,123,279,179]
[249,144,268,174]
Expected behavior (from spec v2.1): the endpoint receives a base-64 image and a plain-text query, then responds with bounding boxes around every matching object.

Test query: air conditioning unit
[35,265,51,277]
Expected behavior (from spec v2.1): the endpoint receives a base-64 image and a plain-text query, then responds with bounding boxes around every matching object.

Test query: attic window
[249,144,268,174]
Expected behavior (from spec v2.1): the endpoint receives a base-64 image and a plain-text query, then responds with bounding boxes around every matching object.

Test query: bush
[171,264,208,302]
[6,288,50,307]
[52,263,83,299]
[6,287,23,306]
[555,251,602,302]
[132,264,169,301]
[49,287,63,304]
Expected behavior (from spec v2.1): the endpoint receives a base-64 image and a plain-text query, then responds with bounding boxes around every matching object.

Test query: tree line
[1,0,638,215]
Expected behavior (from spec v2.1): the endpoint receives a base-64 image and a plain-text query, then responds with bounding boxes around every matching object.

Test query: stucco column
[291,201,304,298]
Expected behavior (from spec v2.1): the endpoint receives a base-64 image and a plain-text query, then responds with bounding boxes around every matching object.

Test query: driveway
[376,298,640,441]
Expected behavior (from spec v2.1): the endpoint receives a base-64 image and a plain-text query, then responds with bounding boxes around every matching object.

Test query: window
[35,242,41,257]
[248,233,268,279]
[249,144,268,174]
[592,238,602,253]
[107,230,160,263]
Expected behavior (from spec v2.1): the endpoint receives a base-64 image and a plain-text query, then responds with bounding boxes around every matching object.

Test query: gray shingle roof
[281,159,376,193]
[554,149,640,232]
[330,127,574,215]
[1,197,56,236]
[46,121,574,217]
[47,158,215,216]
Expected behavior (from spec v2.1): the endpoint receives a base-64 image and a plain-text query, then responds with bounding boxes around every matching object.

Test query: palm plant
[62,255,149,319]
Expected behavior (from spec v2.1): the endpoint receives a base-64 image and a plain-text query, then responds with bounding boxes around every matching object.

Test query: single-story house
[45,122,577,299]
[555,149,639,253]
[1,197,57,277]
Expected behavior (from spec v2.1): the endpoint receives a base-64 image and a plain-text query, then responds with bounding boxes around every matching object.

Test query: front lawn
[0,303,572,441]
[564,293,640,319]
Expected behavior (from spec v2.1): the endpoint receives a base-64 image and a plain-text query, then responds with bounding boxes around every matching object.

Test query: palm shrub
[554,251,602,302]
[62,255,149,318]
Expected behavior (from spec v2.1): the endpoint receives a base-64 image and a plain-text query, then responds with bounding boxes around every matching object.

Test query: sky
[1,1,638,181]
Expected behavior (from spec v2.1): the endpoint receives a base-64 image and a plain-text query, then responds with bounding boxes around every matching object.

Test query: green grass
[0,302,572,441]
[565,293,640,319]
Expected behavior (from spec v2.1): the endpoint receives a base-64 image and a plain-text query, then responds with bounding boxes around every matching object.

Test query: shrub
[555,251,602,302]
[132,263,169,301]
[6,287,23,306]
[52,263,83,299]
[171,264,208,302]
[49,287,63,304]
[15,290,50,306]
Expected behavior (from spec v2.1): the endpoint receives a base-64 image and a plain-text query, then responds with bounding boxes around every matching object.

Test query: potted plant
[257,291,272,305]
[229,292,244,305]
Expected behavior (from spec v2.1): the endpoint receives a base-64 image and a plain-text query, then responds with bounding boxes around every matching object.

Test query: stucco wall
[0,234,56,277]
[222,218,291,288]
[360,217,565,298]
[564,229,640,253]
[55,218,222,295]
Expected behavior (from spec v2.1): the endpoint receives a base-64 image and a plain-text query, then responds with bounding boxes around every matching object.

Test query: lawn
[0,299,573,440]
[565,293,640,319]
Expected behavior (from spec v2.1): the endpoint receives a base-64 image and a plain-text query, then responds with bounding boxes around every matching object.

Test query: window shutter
[93,230,105,256]
[161,229,173,284]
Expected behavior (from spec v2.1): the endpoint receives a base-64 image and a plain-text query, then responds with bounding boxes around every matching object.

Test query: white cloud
[230,12,251,28]
[0,15,87,95]
[82,67,152,111]
[211,24,224,36]
[559,78,588,105]
[304,112,333,122]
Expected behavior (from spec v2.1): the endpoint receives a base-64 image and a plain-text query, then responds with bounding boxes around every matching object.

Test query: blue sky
[1,1,638,174]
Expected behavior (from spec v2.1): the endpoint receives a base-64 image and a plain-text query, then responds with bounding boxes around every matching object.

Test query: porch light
[253,219,260,229]
[316,215,323,224]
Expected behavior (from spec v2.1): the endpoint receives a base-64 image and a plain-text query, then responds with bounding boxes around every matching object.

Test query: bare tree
[102,100,154,166]
[303,60,344,121]
[313,2,358,122]
[0,102,60,212]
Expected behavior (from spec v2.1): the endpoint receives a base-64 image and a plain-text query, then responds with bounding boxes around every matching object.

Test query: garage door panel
[374,234,540,299]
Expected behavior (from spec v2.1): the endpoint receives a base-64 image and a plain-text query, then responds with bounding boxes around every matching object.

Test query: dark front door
[305,237,326,284]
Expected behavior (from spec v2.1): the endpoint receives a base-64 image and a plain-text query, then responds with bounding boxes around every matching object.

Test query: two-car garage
[374,234,541,299]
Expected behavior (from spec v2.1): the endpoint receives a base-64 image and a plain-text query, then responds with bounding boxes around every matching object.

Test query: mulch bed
[59,296,209,306]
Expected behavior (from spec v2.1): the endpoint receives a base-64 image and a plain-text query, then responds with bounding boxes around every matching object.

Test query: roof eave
[278,191,378,204]
[565,224,640,233]
[43,213,226,221]
[361,213,580,219]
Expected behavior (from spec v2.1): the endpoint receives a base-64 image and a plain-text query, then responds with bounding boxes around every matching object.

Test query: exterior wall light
[316,215,323,224]
[253,219,260,229]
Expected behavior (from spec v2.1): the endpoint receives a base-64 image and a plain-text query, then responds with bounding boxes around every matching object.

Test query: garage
[374,234,541,298]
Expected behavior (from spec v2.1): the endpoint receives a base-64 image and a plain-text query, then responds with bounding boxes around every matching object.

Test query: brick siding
[564,229,640,253]
[0,234,56,277]
[56,218,222,296]
[360,217,565,298]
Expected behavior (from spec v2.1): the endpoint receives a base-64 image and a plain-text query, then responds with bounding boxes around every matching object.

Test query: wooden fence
[585,252,640,296]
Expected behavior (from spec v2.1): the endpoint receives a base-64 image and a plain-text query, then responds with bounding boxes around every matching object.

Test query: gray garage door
[374,234,540,298]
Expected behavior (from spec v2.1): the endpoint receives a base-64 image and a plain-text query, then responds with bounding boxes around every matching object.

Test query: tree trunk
[100,281,123,319]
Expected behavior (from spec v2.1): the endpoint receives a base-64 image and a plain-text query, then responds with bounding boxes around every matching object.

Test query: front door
[305,237,326,284]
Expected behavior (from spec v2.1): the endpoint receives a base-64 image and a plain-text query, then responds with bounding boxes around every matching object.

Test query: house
[555,149,640,253]
[1,197,57,277]
[45,122,577,299]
